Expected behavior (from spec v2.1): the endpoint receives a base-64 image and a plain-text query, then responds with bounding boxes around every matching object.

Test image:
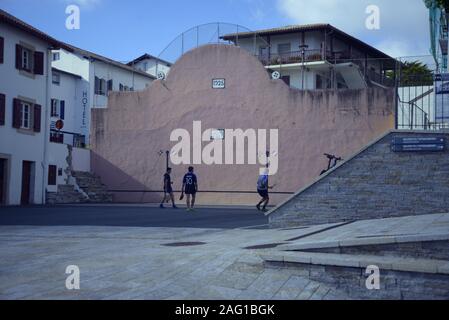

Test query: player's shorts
[257,189,269,198]
[165,187,173,194]
[185,187,196,195]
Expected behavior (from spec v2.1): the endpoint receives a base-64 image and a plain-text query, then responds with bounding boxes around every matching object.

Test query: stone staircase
[71,171,113,203]
[46,184,88,204]
[258,213,449,300]
[46,171,113,204]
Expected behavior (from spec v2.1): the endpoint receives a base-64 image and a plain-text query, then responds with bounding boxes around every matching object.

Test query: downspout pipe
[41,47,53,205]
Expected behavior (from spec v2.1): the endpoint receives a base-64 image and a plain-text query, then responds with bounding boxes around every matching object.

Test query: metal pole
[166,151,170,171]
[181,33,184,55]
[236,25,239,46]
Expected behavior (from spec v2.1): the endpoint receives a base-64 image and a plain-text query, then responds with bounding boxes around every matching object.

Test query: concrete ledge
[261,251,449,275]
[278,233,449,252]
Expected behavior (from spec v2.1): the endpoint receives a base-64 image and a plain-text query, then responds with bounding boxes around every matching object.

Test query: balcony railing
[257,49,395,87]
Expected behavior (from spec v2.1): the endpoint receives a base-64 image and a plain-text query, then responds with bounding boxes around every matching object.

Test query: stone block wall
[269,131,449,227]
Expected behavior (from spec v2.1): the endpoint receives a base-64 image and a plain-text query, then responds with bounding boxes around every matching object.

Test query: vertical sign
[434,73,449,125]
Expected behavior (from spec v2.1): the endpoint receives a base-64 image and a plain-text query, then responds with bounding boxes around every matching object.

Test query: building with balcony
[222,24,397,90]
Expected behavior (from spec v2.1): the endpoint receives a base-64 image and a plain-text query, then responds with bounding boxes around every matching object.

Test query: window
[20,102,31,129]
[278,43,291,55]
[52,52,60,61]
[52,72,60,85]
[316,74,323,89]
[21,48,32,71]
[51,99,65,119]
[0,37,4,64]
[281,75,290,86]
[50,132,64,143]
[107,80,113,92]
[95,76,107,95]
[259,47,269,58]
[48,165,57,186]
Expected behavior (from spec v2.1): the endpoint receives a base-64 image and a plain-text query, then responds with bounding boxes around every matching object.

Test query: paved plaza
[0,205,348,300]
[1,205,448,300]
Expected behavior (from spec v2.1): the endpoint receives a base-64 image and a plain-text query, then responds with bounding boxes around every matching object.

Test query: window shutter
[60,101,65,120]
[33,104,41,132]
[12,98,21,128]
[0,37,4,64]
[48,165,57,185]
[0,93,5,126]
[15,44,23,70]
[34,51,44,75]
[95,76,100,94]
[107,79,113,92]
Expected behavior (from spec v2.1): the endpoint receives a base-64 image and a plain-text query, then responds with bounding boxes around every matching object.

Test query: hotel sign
[391,136,446,152]
[212,78,225,89]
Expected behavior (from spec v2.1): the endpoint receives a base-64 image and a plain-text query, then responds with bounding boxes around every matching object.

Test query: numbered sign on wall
[212,79,225,89]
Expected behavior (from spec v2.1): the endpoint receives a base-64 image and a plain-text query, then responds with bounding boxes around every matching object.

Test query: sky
[0,0,432,64]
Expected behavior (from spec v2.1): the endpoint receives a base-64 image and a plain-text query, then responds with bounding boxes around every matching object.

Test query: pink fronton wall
[91,44,395,205]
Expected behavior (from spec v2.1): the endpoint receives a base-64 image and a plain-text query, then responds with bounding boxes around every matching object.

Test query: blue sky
[0,0,431,64]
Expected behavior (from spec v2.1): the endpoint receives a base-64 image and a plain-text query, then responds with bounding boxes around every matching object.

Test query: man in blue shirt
[181,166,198,212]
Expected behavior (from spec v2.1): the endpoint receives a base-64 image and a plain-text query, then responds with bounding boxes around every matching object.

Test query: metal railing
[395,56,449,131]
[257,49,395,88]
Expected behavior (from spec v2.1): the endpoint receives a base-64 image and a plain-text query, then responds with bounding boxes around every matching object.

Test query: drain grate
[243,243,284,250]
[161,242,206,247]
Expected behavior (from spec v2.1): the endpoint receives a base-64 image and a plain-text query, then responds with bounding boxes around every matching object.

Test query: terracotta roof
[222,23,395,60]
[0,9,155,80]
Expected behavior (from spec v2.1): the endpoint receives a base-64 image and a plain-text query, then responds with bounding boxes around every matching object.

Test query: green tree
[436,0,449,11]
[399,61,434,86]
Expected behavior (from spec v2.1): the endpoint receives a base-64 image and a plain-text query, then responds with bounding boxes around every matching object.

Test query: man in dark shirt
[160,168,177,209]
[256,170,275,212]
[181,166,198,212]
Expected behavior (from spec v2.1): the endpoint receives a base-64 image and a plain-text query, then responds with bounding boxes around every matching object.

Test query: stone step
[71,170,113,203]
[278,233,449,260]
[261,251,449,299]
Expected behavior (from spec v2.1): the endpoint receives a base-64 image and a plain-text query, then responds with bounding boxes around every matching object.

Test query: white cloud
[276,0,430,58]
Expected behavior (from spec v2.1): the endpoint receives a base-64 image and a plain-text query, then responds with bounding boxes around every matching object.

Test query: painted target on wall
[157,71,166,80]
[271,71,281,80]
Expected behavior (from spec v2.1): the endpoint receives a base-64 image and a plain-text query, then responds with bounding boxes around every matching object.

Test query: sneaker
[186,208,191,212]
[159,204,164,209]
[172,205,178,209]
[256,204,261,211]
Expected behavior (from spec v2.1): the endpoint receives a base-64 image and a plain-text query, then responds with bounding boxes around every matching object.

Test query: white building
[127,53,172,78]
[51,46,156,145]
[222,24,397,90]
[0,9,156,205]
[0,9,73,205]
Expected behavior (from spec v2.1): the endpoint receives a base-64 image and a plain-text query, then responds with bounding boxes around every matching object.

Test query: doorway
[0,158,6,205]
[21,161,34,205]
